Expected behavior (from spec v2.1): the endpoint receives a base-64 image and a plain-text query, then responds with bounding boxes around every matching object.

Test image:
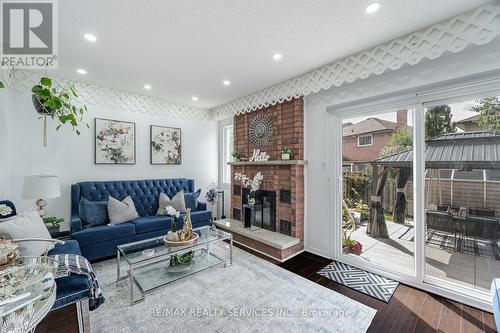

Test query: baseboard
[304,246,330,259]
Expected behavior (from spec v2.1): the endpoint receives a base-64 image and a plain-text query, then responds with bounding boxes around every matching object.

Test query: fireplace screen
[242,188,276,231]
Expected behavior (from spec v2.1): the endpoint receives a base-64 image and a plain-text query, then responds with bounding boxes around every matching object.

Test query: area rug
[317,261,399,302]
[90,245,376,333]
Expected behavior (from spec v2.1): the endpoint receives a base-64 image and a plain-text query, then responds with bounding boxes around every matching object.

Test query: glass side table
[0,256,59,333]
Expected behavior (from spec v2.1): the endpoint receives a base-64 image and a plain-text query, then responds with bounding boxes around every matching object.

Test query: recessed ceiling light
[272,53,282,61]
[143,84,152,90]
[223,80,231,86]
[83,33,97,42]
[192,96,199,101]
[76,68,87,75]
[365,2,380,14]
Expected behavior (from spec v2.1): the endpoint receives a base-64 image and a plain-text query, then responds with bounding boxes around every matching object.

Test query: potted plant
[281,147,293,160]
[31,77,89,135]
[231,151,245,162]
[342,237,363,255]
[42,216,64,232]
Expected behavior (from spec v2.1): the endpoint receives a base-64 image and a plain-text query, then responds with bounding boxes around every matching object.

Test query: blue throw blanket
[49,254,105,310]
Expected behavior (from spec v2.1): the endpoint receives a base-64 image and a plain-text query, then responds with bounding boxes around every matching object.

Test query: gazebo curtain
[367,166,389,238]
[393,167,411,224]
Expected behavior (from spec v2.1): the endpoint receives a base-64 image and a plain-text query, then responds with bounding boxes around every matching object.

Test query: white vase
[281,153,290,160]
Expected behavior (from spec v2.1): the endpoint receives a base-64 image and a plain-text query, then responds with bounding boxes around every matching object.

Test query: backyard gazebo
[368,131,500,238]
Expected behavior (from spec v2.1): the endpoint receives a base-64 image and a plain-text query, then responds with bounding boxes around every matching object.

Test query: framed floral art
[150,125,182,165]
[95,118,136,164]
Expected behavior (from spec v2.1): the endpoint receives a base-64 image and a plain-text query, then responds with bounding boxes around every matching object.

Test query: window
[222,125,234,184]
[357,134,373,147]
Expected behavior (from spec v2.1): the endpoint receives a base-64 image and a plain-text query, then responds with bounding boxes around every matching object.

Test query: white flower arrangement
[165,206,180,218]
[234,172,263,205]
[0,204,12,217]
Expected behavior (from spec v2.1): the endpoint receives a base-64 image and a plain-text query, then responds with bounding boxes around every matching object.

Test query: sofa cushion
[72,223,136,246]
[184,189,201,211]
[130,215,172,234]
[79,198,108,227]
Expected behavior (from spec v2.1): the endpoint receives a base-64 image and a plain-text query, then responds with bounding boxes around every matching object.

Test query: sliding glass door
[340,109,415,277]
[331,80,500,309]
[424,96,500,294]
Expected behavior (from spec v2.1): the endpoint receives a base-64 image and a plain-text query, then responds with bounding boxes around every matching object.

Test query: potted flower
[31,77,89,135]
[165,206,180,231]
[234,172,263,206]
[342,237,363,255]
[281,147,293,160]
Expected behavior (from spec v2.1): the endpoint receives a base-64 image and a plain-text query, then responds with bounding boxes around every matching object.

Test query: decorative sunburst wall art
[249,114,273,147]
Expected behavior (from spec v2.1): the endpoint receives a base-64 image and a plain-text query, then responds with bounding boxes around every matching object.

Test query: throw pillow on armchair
[0,208,54,256]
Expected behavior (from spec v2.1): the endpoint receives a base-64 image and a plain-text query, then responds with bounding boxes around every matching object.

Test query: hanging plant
[31,77,89,135]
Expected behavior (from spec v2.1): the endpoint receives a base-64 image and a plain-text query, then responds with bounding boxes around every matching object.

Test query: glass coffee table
[117,226,233,305]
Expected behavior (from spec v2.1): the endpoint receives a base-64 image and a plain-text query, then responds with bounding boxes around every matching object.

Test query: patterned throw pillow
[157,191,186,215]
[107,196,139,225]
[184,189,201,211]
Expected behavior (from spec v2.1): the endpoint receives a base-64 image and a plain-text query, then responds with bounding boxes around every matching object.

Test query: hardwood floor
[37,245,497,333]
[277,250,498,333]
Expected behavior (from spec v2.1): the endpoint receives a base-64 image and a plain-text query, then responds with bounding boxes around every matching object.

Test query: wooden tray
[163,232,198,247]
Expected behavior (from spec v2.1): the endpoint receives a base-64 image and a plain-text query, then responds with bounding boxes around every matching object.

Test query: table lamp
[22,175,61,217]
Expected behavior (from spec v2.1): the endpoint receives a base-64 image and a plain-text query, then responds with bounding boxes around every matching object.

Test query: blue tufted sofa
[70,178,212,261]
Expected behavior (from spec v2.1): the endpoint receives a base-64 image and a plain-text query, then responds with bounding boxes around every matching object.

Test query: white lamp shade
[22,175,61,199]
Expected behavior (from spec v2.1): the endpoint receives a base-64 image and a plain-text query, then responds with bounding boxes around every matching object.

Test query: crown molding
[4,69,212,121]
[210,2,500,120]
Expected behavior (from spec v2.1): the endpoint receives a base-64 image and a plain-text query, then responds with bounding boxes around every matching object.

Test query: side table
[48,228,71,240]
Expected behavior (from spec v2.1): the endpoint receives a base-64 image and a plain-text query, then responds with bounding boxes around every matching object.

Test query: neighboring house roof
[455,114,481,131]
[343,117,397,137]
[374,131,500,170]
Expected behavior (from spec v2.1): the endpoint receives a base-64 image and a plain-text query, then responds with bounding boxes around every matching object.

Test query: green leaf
[69,85,78,97]
[32,85,42,93]
[38,89,51,99]
[76,129,80,135]
[40,77,52,87]
[86,123,90,129]
[56,124,62,131]
[0,81,5,88]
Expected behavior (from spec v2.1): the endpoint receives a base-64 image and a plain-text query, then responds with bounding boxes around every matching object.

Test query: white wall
[0,89,218,226]
[304,40,500,257]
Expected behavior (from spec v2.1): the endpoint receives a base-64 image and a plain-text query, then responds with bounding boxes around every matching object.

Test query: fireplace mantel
[228,160,306,166]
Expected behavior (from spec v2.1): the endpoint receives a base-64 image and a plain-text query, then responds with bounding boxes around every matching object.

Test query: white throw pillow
[157,191,186,215]
[107,196,139,225]
[0,208,53,256]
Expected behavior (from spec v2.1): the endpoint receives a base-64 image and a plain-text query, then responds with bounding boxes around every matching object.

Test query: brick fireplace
[225,97,305,261]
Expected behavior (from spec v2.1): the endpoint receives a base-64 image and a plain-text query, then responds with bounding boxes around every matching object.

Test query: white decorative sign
[249,149,270,162]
